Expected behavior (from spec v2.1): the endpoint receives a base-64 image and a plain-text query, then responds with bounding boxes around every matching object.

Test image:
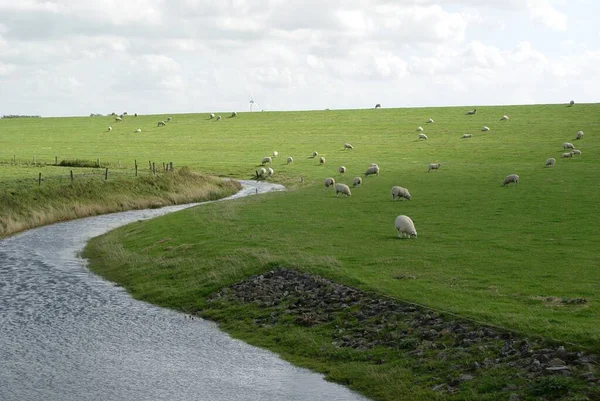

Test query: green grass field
[3,104,599,399]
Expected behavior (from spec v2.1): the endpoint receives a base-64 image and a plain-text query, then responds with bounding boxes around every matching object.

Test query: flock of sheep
[106,111,238,134]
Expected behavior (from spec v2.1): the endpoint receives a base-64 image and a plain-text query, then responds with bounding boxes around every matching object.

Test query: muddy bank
[209,268,600,400]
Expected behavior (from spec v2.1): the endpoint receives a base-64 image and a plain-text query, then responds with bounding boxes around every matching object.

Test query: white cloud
[525,0,568,31]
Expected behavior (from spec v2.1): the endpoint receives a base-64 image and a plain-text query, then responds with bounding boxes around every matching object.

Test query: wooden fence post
[169,162,173,171]
[135,164,138,177]
[97,158,100,168]
[55,156,58,165]
[152,162,156,175]
[105,168,108,180]
[70,170,74,184]
[38,172,42,186]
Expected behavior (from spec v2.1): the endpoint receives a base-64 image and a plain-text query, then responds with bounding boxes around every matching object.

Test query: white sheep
[416,126,424,132]
[569,100,575,106]
[231,111,237,117]
[562,152,573,158]
[427,118,434,123]
[500,115,509,121]
[482,126,490,132]
[287,156,293,164]
[563,142,574,149]
[272,151,278,158]
[115,116,122,122]
[216,115,222,121]
[462,134,472,139]
[428,163,441,172]
[391,186,411,201]
[571,149,582,155]
[324,177,336,188]
[343,143,354,150]
[312,151,319,158]
[335,183,351,197]
[166,117,172,122]
[545,158,556,167]
[157,121,166,127]
[466,109,477,115]
[267,167,274,176]
[365,165,380,176]
[395,215,417,238]
[502,174,519,186]
[419,133,428,140]
[210,113,215,119]
[257,167,266,177]
[261,156,272,165]
[135,128,141,133]
[352,177,362,187]
[339,166,346,174]
[107,126,112,131]
[576,131,584,140]
[319,156,326,165]
[370,163,379,168]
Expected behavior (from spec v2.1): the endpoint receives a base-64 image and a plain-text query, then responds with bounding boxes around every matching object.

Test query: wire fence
[0,156,176,190]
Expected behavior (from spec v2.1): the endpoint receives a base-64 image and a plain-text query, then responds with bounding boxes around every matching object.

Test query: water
[0,181,369,401]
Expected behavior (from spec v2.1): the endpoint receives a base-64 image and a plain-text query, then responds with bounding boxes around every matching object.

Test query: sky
[0,0,598,117]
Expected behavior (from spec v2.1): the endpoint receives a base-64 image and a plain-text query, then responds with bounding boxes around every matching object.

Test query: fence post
[169,162,173,171]
[148,161,152,170]
[97,158,100,168]
[33,155,36,165]
[152,162,156,175]
[162,162,165,171]
[105,168,108,180]
[38,172,42,186]
[135,164,138,177]
[70,170,74,184]
[55,156,58,165]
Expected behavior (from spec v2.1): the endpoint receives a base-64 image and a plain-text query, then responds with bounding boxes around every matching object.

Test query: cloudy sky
[0,0,598,117]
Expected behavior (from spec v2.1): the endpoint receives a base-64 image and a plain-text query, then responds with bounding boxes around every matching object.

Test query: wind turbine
[249,94,260,112]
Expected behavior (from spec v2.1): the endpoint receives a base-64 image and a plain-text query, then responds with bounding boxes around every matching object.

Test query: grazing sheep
[335,183,351,197]
[370,163,379,168]
[428,163,441,172]
[210,113,215,119]
[267,167,274,176]
[119,114,124,119]
[231,111,237,117]
[576,131,584,140]
[482,126,490,132]
[502,174,519,186]
[216,115,222,121]
[261,157,272,165]
[343,143,354,150]
[115,116,122,122]
[375,103,381,108]
[500,115,509,120]
[123,112,128,116]
[563,142,574,150]
[427,118,434,123]
[287,156,293,164]
[272,151,278,158]
[339,166,346,174]
[395,215,417,238]
[324,177,336,188]
[257,167,266,177]
[166,117,172,122]
[319,156,326,165]
[562,152,573,158]
[571,149,582,155]
[352,177,362,187]
[462,134,472,139]
[108,126,112,131]
[416,126,424,132]
[312,151,319,158]
[545,158,556,167]
[365,165,380,176]
[466,109,477,115]
[391,186,411,201]
[569,100,575,106]
[135,128,141,133]
[157,121,166,127]
[134,113,138,117]
[419,133,428,140]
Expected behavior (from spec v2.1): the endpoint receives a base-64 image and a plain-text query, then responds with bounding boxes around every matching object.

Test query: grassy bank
[0,167,241,238]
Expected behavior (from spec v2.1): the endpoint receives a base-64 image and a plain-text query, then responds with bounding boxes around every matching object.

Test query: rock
[549,358,566,367]
[458,374,475,382]
[508,394,520,401]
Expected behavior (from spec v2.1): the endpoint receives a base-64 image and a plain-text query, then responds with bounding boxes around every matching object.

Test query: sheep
[375,103,381,108]
[115,116,122,122]
[157,121,166,127]
[569,100,575,106]
[576,131,584,140]
[427,118,434,123]
[343,143,354,150]
[562,152,573,158]
[319,156,326,165]
[395,215,417,238]
[210,113,215,119]
[563,142,574,150]
[352,177,362,187]
[135,128,141,133]
[428,163,441,172]
[272,151,278,158]
[418,133,428,140]
[482,126,490,132]
[216,115,222,121]
[231,111,237,117]
[287,156,293,164]
[134,113,138,117]
[339,166,346,174]
[391,186,411,201]
[365,165,380,176]
[370,163,379,168]
[335,183,351,197]
[466,109,477,115]
[108,126,112,131]
[267,167,274,176]
[256,167,266,177]
[500,115,509,120]
[261,157,272,165]
[312,151,319,158]
[416,126,424,132]
[462,134,472,139]
[545,158,556,167]
[571,149,582,155]
[123,112,128,116]
[324,177,335,188]
[502,174,519,186]
[166,117,172,122]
